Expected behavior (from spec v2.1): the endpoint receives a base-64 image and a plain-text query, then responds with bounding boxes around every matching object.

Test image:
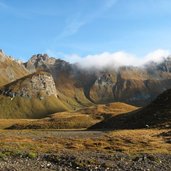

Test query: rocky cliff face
[89,71,117,103]
[25,54,95,107]
[111,65,171,106]
[24,54,56,73]
[0,71,57,99]
[87,63,171,106]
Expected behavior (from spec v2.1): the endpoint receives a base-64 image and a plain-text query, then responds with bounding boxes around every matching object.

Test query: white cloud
[143,49,170,64]
[61,49,170,69]
[46,48,170,69]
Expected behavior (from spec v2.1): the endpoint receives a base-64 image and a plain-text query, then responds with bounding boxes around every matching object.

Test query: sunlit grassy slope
[0,52,29,86]
[5,102,137,129]
[0,68,95,118]
[0,95,67,118]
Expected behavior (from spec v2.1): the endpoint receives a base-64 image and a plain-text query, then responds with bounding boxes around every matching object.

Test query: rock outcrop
[0,71,68,118]
[0,71,57,99]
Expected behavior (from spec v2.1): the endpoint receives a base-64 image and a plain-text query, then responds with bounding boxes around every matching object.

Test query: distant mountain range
[1,50,171,118]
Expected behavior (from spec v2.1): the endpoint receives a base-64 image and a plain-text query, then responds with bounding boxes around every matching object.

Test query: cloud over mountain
[62,49,170,69]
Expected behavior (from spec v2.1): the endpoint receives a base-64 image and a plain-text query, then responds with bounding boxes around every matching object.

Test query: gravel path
[0,130,104,139]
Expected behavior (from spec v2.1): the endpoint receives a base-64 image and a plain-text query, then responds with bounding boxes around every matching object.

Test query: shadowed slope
[90,89,171,130]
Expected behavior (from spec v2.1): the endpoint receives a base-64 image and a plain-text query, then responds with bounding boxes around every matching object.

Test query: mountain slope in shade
[0,50,29,86]
[90,88,171,130]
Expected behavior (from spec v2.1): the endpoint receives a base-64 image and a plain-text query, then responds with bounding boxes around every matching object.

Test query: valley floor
[0,129,170,170]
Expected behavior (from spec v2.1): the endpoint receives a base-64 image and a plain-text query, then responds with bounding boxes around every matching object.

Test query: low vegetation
[7,113,99,129]
[5,102,137,130]
[0,129,170,155]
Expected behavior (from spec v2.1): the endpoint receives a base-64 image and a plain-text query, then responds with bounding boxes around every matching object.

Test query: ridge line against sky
[0,0,171,62]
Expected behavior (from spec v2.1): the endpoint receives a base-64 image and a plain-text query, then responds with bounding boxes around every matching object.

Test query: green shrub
[27,152,37,159]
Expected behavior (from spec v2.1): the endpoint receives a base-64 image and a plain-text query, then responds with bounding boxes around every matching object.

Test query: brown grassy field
[0,129,170,155]
[0,101,170,161]
[77,102,138,118]
[0,119,37,129]
[5,102,138,130]
[6,113,100,129]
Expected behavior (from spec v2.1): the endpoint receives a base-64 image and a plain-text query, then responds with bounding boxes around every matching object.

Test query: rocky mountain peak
[30,54,49,63]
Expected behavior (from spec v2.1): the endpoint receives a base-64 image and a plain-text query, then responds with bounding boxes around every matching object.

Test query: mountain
[1,51,171,118]
[25,54,171,106]
[0,50,29,86]
[0,71,68,118]
[90,88,171,130]
[112,65,171,106]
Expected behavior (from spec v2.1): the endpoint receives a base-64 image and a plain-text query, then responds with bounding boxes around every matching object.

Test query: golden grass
[0,119,37,129]
[0,129,170,155]
[6,113,100,129]
[0,95,67,119]
[106,129,171,154]
[3,102,137,129]
[77,102,138,117]
[0,54,29,87]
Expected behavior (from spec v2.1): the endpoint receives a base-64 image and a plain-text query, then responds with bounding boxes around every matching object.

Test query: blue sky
[0,0,171,63]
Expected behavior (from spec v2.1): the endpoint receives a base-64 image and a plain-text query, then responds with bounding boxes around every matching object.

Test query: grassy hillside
[77,102,138,118]
[0,51,29,86]
[0,71,71,118]
[0,69,94,119]
[6,102,137,129]
[0,95,67,118]
[90,89,171,130]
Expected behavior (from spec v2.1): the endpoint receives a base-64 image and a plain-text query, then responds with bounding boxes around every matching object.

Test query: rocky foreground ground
[0,152,171,171]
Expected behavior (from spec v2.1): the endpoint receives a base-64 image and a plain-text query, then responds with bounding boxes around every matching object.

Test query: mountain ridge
[1,50,171,118]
